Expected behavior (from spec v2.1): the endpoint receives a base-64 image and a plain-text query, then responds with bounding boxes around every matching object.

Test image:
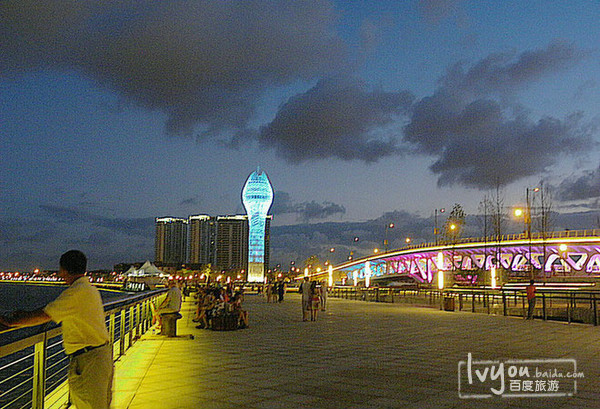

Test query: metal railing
[0,289,166,409]
[330,286,600,325]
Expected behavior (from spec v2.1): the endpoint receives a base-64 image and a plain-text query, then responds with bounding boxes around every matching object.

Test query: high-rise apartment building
[214,215,248,273]
[188,215,216,265]
[155,217,188,264]
[185,214,271,275]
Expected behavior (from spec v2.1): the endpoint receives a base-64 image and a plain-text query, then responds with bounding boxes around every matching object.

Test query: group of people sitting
[193,285,249,330]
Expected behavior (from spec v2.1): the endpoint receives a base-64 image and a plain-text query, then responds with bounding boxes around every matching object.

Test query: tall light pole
[515,187,539,280]
[384,223,394,253]
[434,208,445,245]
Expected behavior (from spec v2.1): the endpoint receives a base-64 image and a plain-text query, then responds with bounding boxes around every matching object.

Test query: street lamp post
[384,223,394,253]
[515,187,539,280]
[434,208,445,245]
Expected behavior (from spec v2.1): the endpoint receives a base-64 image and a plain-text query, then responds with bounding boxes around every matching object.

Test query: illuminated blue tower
[242,168,274,282]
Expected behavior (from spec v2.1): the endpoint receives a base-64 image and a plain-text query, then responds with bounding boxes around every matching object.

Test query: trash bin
[443,297,455,311]
[161,312,182,337]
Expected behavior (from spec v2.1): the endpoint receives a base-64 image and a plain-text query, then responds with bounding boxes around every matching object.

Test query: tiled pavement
[113,293,600,409]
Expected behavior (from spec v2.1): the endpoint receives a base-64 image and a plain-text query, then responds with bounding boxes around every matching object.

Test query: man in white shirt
[157,279,182,315]
[0,250,113,409]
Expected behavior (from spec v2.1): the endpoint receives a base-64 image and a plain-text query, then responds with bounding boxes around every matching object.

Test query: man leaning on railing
[0,250,113,409]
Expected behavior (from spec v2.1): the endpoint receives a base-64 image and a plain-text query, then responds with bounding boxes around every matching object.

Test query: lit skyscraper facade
[188,215,216,265]
[215,215,248,273]
[155,217,188,264]
[242,168,274,282]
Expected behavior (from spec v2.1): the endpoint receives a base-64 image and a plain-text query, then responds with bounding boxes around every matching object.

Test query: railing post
[567,293,572,324]
[119,309,126,356]
[109,313,116,347]
[32,333,48,409]
[542,293,547,321]
[502,291,507,316]
[594,294,598,326]
[471,290,475,313]
[129,306,134,349]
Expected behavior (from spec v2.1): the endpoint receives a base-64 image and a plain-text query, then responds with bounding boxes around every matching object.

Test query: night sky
[2,1,599,270]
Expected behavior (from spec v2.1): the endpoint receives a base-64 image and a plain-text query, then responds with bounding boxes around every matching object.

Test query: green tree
[443,203,466,242]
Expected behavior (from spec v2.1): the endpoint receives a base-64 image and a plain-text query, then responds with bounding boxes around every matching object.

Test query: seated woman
[192,288,206,322]
[230,292,249,329]
[197,290,216,329]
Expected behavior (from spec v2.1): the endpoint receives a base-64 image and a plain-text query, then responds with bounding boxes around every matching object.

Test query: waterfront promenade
[111,293,600,409]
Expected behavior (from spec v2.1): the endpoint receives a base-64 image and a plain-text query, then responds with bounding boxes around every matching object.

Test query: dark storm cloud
[1,0,347,136]
[259,77,414,162]
[179,196,200,207]
[40,205,153,237]
[403,42,593,189]
[557,164,600,201]
[440,41,581,96]
[271,191,346,222]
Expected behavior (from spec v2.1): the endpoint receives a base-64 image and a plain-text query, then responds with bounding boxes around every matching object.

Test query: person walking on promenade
[320,280,328,311]
[299,276,311,321]
[277,280,285,303]
[266,281,273,303]
[526,279,536,320]
[309,281,320,321]
[0,250,113,409]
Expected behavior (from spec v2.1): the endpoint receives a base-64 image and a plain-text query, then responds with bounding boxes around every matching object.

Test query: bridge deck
[112,293,600,409]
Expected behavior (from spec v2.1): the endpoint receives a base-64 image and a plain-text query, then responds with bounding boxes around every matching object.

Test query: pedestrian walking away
[0,250,113,409]
[277,280,285,302]
[320,279,328,311]
[526,279,536,320]
[299,276,311,321]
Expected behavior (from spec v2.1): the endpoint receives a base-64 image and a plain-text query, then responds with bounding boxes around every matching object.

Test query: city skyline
[2,1,600,270]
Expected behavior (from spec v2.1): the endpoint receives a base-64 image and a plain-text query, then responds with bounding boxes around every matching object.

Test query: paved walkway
[113,293,600,409]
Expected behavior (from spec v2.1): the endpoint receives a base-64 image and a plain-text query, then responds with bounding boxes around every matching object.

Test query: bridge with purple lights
[320,230,600,286]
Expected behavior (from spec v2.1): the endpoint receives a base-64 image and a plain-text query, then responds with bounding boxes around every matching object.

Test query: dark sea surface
[0,283,131,345]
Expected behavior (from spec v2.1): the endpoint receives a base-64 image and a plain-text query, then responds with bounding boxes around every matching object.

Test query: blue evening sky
[1,1,599,269]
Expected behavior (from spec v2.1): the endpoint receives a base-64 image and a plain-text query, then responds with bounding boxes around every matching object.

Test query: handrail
[0,289,166,409]
[329,285,600,326]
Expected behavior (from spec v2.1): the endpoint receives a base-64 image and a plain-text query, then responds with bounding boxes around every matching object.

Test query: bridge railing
[396,228,600,252]
[0,289,166,409]
[329,286,600,325]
